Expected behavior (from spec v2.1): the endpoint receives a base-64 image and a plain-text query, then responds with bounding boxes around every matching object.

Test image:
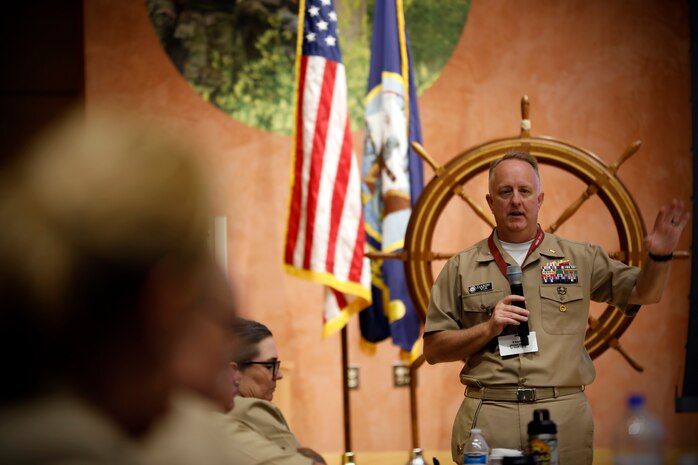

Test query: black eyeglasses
[241,360,281,377]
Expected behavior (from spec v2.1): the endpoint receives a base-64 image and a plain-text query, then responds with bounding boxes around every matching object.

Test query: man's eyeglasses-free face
[241,360,281,377]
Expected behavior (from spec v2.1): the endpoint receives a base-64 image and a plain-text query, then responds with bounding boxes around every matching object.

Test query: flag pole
[409,354,426,449]
[341,326,352,453]
[286,0,365,458]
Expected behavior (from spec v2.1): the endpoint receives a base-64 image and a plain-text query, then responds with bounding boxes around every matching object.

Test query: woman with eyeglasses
[235,319,284,401]
[227,318,326,465]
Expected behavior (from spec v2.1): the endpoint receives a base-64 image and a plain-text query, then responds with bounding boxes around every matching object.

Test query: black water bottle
[528,409,559,465]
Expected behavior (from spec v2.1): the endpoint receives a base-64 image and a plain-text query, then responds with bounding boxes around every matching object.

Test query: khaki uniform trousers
[452,391,593,465]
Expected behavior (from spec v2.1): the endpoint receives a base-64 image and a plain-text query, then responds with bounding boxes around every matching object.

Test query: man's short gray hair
[488,151,540,180]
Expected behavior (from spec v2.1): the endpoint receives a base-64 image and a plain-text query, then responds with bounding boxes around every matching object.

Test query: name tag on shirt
[467,282,494,294]
[498,331,539,356]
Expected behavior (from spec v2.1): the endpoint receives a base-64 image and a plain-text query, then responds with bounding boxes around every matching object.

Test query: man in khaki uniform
[423,152,688,465]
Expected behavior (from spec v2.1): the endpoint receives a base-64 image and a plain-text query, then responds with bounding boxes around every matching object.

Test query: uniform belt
[464,385,584,402]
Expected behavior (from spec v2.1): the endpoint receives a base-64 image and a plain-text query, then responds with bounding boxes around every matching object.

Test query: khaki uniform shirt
[0,391,141,465]
[225,396,313,465]
[425,232,640,387]
[140,390,242,465]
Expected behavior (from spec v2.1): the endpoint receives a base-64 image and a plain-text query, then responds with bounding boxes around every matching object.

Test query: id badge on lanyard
[487,227,544,356]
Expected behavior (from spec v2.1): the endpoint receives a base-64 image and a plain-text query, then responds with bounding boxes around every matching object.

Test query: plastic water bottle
[613,394,664,465]
[406,448,428,465]
[463,428,489,464]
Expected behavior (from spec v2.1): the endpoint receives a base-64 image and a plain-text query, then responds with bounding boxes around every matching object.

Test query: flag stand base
[341,452,356,465]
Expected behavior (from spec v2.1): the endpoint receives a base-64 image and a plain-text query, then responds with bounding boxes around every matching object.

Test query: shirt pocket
[460,290,503,327]
[267,432,300,450]
[539,285,586,334]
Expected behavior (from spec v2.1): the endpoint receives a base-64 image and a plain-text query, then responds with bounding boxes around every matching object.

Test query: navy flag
[359,0,424,362]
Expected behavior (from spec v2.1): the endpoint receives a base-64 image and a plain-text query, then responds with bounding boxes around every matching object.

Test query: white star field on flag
[302,0,340,58]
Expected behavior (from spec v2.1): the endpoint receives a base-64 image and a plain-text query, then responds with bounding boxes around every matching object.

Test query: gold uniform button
[559,304,567,312]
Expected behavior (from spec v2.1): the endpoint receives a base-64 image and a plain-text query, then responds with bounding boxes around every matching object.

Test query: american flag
[284,0,371,336]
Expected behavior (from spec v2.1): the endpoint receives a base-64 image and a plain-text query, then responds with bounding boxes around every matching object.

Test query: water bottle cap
[471,428,482,434]
[527,408,557,435]
[628,393,645,408]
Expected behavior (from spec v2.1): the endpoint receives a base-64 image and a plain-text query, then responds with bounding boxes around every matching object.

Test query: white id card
[498,331,539,356]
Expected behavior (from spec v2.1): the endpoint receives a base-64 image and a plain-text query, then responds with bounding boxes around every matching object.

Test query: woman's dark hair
[232,318,272,364]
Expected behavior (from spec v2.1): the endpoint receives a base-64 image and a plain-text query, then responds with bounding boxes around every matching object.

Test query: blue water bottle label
[463,452,487,464]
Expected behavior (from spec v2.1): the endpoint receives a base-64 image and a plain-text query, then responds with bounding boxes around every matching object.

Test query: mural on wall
[146,0,470,134]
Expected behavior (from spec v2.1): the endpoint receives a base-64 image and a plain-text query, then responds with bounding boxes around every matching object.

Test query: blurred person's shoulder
[140,389,240,465]
[0,391,140,464]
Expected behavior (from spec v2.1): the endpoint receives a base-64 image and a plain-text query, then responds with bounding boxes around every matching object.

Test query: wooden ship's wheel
[404,96,662,371]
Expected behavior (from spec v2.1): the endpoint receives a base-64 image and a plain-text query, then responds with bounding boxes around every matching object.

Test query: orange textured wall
[84,0,697,455]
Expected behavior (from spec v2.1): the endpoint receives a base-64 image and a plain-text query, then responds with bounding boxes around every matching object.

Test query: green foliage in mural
[146,0,470,135]
[403,0,471,91]
[217,12,297,133]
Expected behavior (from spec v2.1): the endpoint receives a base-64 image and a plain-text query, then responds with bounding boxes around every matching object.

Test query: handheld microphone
[506,264,529,346]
